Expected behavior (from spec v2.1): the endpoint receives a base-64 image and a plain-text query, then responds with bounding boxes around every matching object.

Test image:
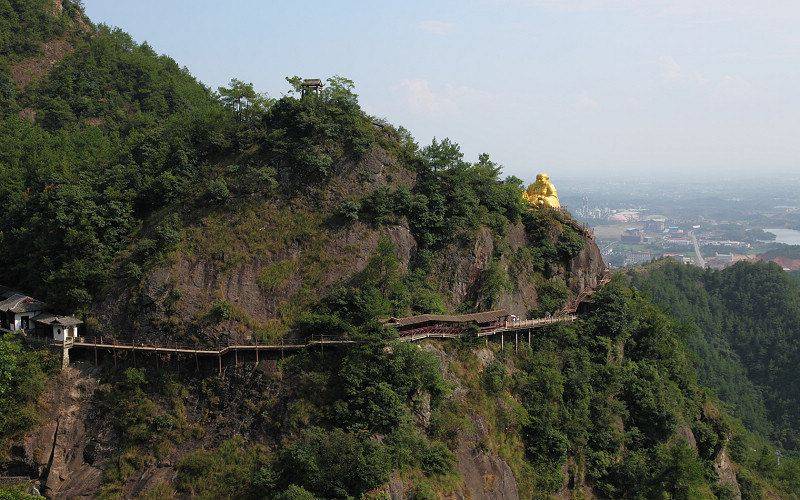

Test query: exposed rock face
[418,343,520,499]
[96,196,604,347]
[435,220,606,318]
[714,448,742,500]
[452,414,520,500]
[566,233,605,296]
[95,216,417,345]
[436,225,496,309]
[9,365,101,498]
[678,425,699,451]
[10,38,74,90]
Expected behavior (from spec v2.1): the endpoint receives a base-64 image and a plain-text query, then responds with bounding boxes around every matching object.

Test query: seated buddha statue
[523,173,561,209]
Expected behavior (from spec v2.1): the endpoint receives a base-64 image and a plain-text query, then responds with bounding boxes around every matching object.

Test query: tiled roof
[0,293,47,313]
[33,313,83,326]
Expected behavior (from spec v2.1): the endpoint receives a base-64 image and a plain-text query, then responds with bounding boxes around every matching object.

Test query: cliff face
[7,366,100,498]
[93,144,606,347]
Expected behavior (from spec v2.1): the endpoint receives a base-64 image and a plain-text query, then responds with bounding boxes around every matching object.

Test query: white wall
[52,324,78,341]
[13,311,41,331]
[53,325,66,341]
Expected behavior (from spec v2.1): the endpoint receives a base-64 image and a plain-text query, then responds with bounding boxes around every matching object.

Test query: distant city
[558,176,800,270]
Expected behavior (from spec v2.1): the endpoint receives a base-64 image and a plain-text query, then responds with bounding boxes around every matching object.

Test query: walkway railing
[63,335,353,354]
[47,314,578,359]
[491,315,577,335]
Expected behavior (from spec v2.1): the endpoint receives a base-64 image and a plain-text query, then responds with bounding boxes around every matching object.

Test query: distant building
[624,252,653,266]
[621,227,644,244]
[609,210,640,223]
[666,238,692,246]
[644,218,666,232]
[706,253,757,270]
[661,253,695,265]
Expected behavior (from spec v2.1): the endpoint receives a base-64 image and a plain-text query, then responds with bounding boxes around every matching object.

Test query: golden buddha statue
[523,173,561,209]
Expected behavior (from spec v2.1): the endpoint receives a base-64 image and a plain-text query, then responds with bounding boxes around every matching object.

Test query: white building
[0,289,47,331]
[33,313,83,342]
[0,287,82,342]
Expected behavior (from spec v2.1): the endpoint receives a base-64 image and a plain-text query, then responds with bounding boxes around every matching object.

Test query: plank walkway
[54,314,578,361]
[20,273,610,372]
[65,337,357,355]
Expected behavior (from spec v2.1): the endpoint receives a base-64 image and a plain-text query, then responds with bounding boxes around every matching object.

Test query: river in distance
[766,228,800,246]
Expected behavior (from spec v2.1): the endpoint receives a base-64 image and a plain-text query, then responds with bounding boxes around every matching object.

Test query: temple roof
[0,293,47,313]
[33,313,83,326]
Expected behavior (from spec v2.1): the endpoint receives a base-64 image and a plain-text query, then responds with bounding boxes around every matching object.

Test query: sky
[82,0,800,182]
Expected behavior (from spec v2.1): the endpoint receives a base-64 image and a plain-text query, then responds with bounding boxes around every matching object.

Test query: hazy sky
[82,0,800,181]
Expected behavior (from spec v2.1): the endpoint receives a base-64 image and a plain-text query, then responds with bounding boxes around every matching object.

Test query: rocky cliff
[92,141,606,348]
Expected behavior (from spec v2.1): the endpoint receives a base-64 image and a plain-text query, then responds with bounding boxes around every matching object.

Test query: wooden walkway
[42,314,579,373]
[67,337,356,355]
[63,315,576,353]
[394,315,577,343]
[25,273,612,373]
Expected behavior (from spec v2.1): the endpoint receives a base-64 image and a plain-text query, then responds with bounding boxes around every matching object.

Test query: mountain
[1,1,799,498]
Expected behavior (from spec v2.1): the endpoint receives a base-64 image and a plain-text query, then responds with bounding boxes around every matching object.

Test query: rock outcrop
[93,139,606,347]
[452,414,520,500]
[8,365,101,498]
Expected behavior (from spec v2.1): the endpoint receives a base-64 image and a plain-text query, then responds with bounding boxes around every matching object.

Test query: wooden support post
[485,337,488,347]
[528,330,531,345]
[501,332,504,350]
[94,341,98,366]
[195,353,199,372]
[515,332,518,353]
[218,354,222,376]
[255,337,259,363]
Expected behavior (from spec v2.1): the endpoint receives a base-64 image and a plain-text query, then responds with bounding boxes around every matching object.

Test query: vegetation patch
[257,260,297,293]
[0,334,54,454]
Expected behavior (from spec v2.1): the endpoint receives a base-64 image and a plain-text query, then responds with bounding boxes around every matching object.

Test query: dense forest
[631,261,800,456]
[1,1,800,497]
